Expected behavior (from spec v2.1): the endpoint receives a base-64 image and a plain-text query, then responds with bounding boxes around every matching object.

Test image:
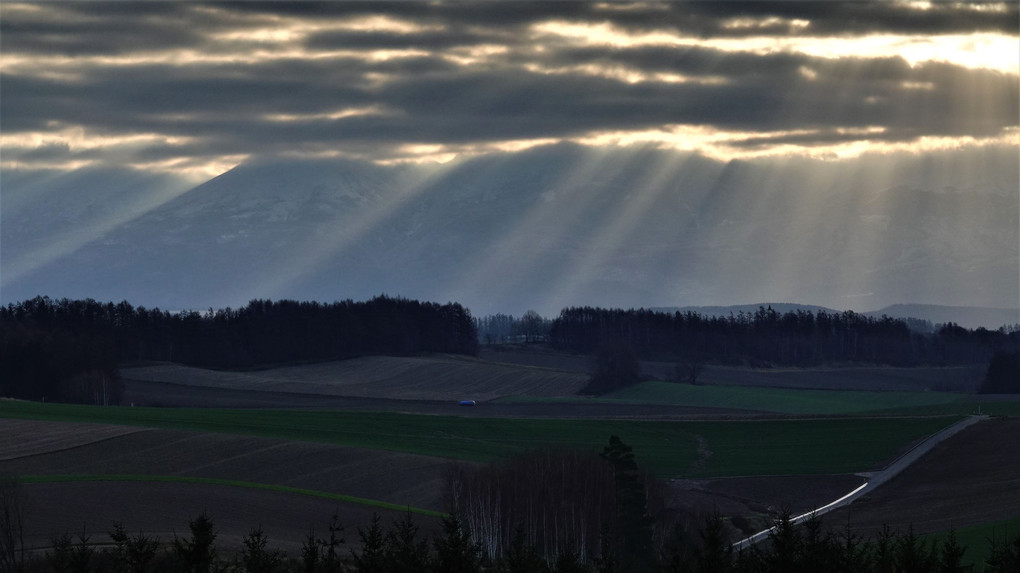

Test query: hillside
[4,145,1017,316]
[121,354,588,403]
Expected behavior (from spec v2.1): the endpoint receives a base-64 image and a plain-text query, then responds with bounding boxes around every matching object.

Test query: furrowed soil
[122,354,588,402]
[8,348,1011,555]
[1,420,453,511]
[20,482,441,556]
[0,418,145,460]
[3,419,452,553]
[824,417,1020,537]
[482,346,985,392]
[123,378,762,417]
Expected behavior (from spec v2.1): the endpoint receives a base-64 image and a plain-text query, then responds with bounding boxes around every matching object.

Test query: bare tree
[0,475,26,573]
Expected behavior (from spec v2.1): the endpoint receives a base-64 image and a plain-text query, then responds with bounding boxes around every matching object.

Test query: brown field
[669,473,866,537]
[0,418,145,460]
[6,349,1014,556]
[3,419,454,553]
[122,354,588,402]
[123,378,764,418]
[20,482,441,555]
[482,346,985,392]
[823,417,1020,537]
[2,420,453,510]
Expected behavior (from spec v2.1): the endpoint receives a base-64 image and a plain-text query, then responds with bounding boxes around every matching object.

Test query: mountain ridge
[2,145,1017,317]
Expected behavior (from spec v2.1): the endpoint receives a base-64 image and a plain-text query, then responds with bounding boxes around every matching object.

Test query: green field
[605,381,966,414]
[500,381,1020,417]
[0,400,958,478]
[925,517,1020,570]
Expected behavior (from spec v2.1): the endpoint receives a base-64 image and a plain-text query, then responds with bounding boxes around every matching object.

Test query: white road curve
[732,414,989,551]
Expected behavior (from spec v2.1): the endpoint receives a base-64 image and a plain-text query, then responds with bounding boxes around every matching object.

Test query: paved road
[732,414,989,550]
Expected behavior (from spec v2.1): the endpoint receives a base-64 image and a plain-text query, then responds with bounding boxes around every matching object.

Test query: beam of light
[572,125,1020,161]
[0,173,194,288]
[1,126,230,181]
[531,21,1020,74]
[1,128,196,150]
[438,145,639,309]
[223,160,461,304]
[533,149,693,311]
[125,155,250,181]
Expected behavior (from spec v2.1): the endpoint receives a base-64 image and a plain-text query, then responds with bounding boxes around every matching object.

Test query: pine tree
[433,514,481,573]
[350,514,386,573]
[501,527,545,573]
[600,436,655,572]
[384,511,430,573]
[240,526,281,573]
[937,528,968,573]
[171,513,217,573]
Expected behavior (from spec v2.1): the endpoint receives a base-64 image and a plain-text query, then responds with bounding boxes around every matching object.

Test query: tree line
[0,296,478,404]
[14,512,1019,573]
[549,306,1019,368]
[475,311,551,345]
[4,461,1018,573]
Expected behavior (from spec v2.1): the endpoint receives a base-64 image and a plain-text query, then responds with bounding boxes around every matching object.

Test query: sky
[2,1,1018,180]
[1,2,1018,315]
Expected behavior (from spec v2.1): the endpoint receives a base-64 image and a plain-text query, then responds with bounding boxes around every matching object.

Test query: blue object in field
[459,400,477,406]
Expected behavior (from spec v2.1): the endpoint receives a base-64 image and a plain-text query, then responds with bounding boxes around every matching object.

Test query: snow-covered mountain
[3,144,1017,317]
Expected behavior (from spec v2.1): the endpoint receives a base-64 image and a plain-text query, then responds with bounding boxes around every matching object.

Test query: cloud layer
[2,2,1018,177]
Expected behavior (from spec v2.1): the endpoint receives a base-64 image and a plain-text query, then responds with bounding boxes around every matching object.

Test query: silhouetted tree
[350,514,386,573]
[984,529,1020,573]
[936,528,968,573]
[109,522,159,573]
[0,475,26,573]
[582,341,641,395]
[600,436,655,572]
[500,527,545,573]
[240,526,282,573]
[383,511,430,573]
[433,514,482,573]
[172,513,217,573]
[981,351,1020,393]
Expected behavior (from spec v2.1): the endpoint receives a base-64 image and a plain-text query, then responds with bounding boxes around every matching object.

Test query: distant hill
[654,303,842,316]
[654,302,1019,331]
[3,144,1017,316]
[865,304,1020,330]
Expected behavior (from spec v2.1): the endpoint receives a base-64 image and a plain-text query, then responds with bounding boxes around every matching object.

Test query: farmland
[824,417,1020,537]
[0,401,959,478]
[121,354,589,402]
[3,349,1017,560]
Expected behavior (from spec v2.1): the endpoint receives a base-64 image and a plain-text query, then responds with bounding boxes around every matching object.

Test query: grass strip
[19,473,446,517]
[500,382,967,415]
[924,516,1020,569]
[0,400,961,478]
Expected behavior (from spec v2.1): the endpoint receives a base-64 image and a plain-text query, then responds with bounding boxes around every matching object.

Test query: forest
[548,306,1018,368]
[3,297,1019,406]
[0,296,478,404]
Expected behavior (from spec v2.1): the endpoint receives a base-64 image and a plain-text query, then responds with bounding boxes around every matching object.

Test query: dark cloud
[2,1,1016,169]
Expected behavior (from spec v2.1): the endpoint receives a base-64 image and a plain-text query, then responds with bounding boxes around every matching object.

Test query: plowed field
[122,354,587,402]
[2,420,453,510]
[3,419,454,553]
[824,417,1020,536]
[20,481,441,555]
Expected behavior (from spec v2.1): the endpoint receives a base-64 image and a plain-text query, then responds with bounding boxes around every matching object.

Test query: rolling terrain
[3,348,1017,558]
